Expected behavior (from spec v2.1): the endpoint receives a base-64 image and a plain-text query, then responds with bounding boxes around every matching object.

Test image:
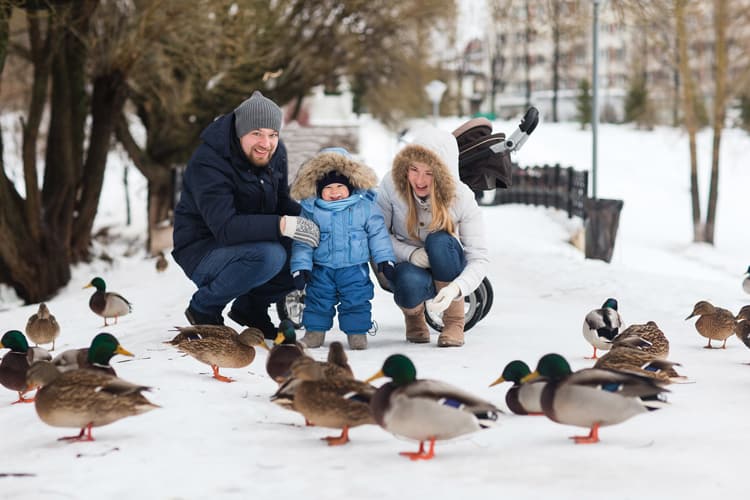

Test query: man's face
[240,128,279,167]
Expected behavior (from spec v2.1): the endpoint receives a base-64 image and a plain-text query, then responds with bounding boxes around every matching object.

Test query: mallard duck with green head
[52,332,134,376]
[0,330,51,404]
[582,298,623,359]
[685,300,736,349]
[365,354,501,460]
[282,349,375,446]
[165,325,269,383]
[594,347,686,384]
[266,320,307,383]
[84,277,132,326]
[26,361,159,441]
[611,321,670,359]
[25,302,60,350]
[522,353,669,444]
[489,360,545,415]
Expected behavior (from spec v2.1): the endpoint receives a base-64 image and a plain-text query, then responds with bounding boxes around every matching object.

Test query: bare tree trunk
[550,0,560,122]
[675,0,703,242]
[71,70,128,259]
[523,0,531,108]
[114,112,173,253]
[705,0,727,244]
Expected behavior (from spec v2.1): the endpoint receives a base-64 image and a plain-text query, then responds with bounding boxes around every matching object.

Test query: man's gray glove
[281,216,320,247]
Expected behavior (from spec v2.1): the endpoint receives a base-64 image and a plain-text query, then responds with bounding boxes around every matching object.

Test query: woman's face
[407,161,433,198]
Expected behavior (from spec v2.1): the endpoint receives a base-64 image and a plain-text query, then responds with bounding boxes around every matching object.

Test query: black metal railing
[488,164,589,219]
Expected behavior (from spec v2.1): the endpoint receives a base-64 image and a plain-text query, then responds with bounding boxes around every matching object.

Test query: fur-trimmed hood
[291,151,379,200]
[391,125,459,206]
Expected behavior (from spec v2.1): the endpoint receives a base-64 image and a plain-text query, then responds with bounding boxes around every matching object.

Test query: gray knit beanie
[233,90,283,138]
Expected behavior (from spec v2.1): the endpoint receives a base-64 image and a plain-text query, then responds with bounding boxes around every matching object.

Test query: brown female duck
[26,361,158,441]
[685,301,736,349]
[165,324,268,382]
[25,303,60,350]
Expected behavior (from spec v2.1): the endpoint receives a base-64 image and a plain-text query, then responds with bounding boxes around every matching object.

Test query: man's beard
[247,147,275,168]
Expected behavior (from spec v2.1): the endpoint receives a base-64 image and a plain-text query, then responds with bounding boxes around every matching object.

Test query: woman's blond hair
[405,169,455,240]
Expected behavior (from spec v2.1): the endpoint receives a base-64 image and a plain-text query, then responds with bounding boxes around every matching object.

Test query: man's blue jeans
[188,241,293,317]
[391,231,465,309]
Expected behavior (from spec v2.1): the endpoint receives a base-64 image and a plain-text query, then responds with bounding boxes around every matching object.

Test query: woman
[377,125,489,347]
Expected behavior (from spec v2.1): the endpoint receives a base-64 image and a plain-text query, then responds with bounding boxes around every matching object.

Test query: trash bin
[583,198,624,263]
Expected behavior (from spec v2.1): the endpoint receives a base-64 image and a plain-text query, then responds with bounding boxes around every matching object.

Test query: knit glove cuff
[282,216,320,247]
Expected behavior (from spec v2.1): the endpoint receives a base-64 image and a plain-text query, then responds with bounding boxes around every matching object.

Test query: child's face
[321,183,350,201]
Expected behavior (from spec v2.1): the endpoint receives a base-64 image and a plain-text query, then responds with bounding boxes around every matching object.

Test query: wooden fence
[487,163,589,219]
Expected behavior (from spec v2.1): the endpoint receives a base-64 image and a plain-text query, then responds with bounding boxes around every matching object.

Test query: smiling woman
[377,125,490,348]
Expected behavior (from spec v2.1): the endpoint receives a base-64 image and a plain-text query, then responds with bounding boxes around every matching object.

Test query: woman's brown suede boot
[434,281,465,347]
[401,304,430,343]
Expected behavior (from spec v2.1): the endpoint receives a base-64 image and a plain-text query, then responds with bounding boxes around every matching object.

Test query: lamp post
[591,0,600,199]
[425,80,447,124]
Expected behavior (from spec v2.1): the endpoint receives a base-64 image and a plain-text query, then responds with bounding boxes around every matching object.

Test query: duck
[365,354,501,460]
[25,360,159,441]
[522,353,669,444]
[743,266,750,295]
[736,321,750,350]
[266,320,307,383]
[271,342,352,422]
[736,305,750,323]
[594,347,686,384]
[582,298,623,359]
[0,330,51,403]
[165,325,269,383]
[735,306,750,348]
[155,251,168,273]
[282,350,375,446]
[685,300,736,349]
[84,277,133,326]
[25,303,61,350]
[52,332,134,376]
[488,360,545,415]
[611,321,670,359]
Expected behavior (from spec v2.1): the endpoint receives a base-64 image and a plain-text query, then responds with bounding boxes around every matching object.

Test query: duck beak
[273,332,285,345]
[116,345,135,357]
[364,369,384,384]
[258,341,271,351]
[489,376,506,387]
[520,371,540,383]
[83,283,93,289]
[685,313,695,320]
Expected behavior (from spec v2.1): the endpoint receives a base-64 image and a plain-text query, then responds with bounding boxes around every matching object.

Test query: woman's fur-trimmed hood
[291,151,379,200]
[391,125,458,205]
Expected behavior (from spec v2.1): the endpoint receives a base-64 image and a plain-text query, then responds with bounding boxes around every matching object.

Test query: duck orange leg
[585,347,598,360]
[399,437,436,460]
[11,390,35,404]
[211,365,234,383]
[59,423,95,442]
[321,426,350,446]
[570,423,600,444]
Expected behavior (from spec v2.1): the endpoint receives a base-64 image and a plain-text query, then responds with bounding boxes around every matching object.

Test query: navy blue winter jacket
[172,113,301,277]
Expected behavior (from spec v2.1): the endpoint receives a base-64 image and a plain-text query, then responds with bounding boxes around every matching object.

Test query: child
[289,148,395,350]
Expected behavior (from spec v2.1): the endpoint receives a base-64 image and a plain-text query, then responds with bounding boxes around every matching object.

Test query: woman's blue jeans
[391,231,465,309]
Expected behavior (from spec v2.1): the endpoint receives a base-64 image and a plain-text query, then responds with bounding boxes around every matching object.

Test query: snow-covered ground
[1,115,749,499]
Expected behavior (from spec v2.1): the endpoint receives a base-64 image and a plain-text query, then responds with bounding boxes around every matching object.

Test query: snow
[1,115,749,499]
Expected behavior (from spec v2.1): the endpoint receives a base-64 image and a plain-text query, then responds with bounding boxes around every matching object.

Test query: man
[172,90,319,338]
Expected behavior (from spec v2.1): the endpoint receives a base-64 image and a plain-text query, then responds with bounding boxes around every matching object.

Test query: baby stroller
[277,107,539,333]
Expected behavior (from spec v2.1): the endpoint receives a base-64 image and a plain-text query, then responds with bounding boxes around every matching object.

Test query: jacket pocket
[349,230,368,262]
